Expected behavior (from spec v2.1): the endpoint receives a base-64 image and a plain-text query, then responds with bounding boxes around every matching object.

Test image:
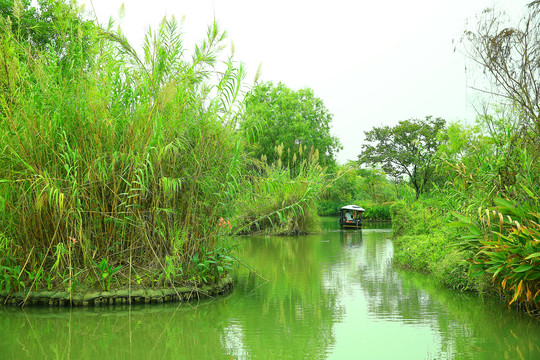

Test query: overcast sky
[80,0,530,163]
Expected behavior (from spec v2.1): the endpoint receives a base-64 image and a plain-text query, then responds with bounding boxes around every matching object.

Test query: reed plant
[234,143,326,235]
[0,1,248,296]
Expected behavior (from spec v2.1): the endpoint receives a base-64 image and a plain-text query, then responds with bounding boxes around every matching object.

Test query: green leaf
[494,197,515,209]
[513,264,533,273]
[520,184,535,198]
[448,221,472,228]
[524,252,540,260]
[451,212,471,224]
[492,265,505,278]
[525,272,540,280]
[468,224,482,236]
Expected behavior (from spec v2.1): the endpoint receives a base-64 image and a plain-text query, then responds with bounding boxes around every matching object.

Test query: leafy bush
[454,194,540,312]
[390,200,483,292]
[362,203,392,221]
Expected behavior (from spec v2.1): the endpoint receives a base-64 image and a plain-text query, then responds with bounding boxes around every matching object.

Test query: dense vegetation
[0,0,538,320]
[317,164,401,220]
[0,0,328,298]
[241,81,342,171]
[378,4,540,317]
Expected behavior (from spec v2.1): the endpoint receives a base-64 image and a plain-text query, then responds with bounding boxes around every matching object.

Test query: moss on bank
[0,277,233,307]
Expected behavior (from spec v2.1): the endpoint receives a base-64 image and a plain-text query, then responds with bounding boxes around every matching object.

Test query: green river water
[1,219,539,359]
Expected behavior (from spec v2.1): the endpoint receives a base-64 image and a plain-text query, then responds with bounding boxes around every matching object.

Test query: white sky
[79,0,531,163]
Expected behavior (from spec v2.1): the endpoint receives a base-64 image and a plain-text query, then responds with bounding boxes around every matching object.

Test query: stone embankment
[0,277,233,307]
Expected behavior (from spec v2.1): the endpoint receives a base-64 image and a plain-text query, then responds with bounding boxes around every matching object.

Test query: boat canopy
[340,205,365,212]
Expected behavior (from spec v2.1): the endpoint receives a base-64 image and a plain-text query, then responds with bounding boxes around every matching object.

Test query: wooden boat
[339,205,365,229]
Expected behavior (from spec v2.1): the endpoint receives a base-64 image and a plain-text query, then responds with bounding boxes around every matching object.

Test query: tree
[461,3,540,199]
[357,167,392,203]
[0,0,95,52]
[462,3,540,137]
[358,116,446,199]
[240,81,342,169]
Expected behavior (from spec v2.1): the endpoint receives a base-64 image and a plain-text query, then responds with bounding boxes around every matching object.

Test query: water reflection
[339,229,363,246]
[228,235,344,359]
[1,220,539,359]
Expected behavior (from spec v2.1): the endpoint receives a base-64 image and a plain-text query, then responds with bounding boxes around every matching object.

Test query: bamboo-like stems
[0,2,250,297]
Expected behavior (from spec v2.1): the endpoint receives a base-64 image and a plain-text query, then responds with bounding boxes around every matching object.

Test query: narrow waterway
[1,219,539,359]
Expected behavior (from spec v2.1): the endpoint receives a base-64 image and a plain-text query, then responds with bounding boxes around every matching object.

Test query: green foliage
[0,0,94,54]
[390,200,446,238]
[94,259,122,292]
[390,201,480,292]
[317,200,343,217]
[321,163,360,203]
[0,256,24,292]
[390,201,447,237]
[318,163,360,216]
[450,3,540,314]
[452,193,540,310]
[432,106,540,313]
[450,3,540,313]
[435,111,526,211]
[235,144,325,235]
[362,203,391,221]
[189,245,234,284]
[0,1,247,296]
[355,167,395,203]
[241,81,342,170]
[358,116,446,199]
[161,255,183,286]
[318,163,397,218]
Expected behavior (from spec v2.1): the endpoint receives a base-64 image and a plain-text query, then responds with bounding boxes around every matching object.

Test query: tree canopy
[0,0,95,53]
[358,116,446,199]
[240,81,341,169]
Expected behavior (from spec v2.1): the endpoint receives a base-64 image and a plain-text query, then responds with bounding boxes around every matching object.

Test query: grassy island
[0,0,329,305]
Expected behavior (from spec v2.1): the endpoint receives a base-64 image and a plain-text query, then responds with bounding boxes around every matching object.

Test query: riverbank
[390,200,540,318]
[0,277,233,307]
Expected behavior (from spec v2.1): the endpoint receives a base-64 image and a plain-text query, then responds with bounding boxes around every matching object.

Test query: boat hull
[340,222,362,229]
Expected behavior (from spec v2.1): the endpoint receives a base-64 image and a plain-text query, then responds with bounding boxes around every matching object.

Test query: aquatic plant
[94,258,122,292]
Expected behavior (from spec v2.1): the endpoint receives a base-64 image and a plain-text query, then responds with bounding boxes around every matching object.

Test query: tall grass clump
[0,1,246,296]
[234,143,325,235]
